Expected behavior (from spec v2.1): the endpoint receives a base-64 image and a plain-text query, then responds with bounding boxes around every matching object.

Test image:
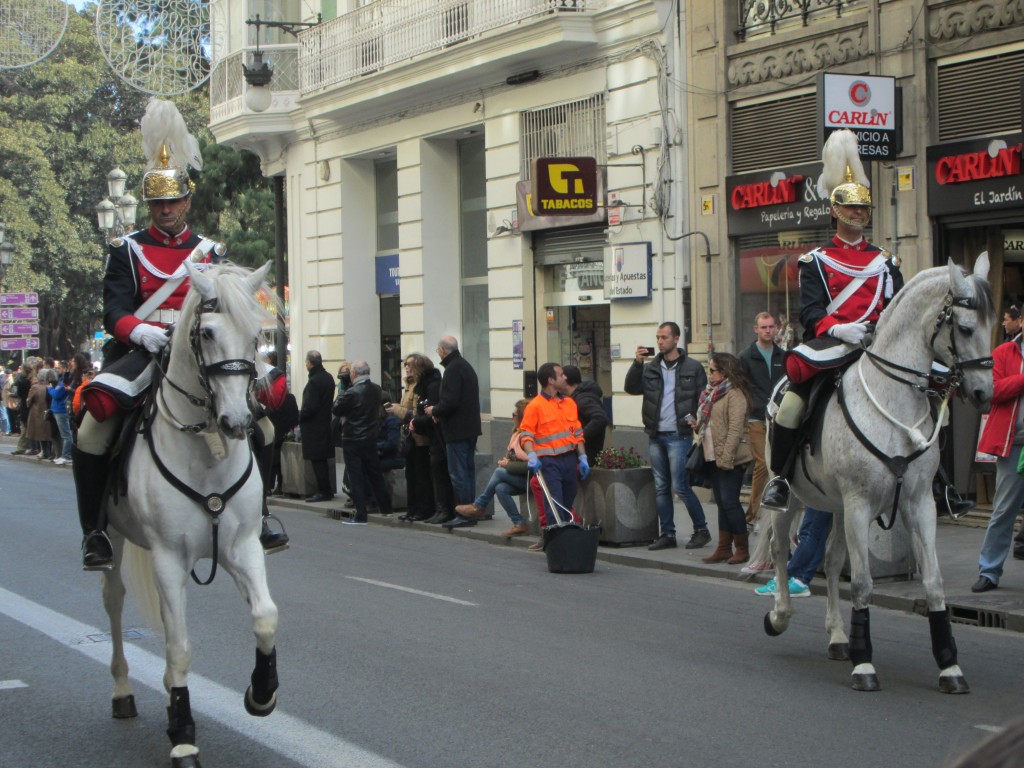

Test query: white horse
[763,256,994,693]
[101,262,279,767]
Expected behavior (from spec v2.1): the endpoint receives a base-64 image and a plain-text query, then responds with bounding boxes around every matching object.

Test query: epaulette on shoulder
[798,249,820,263]
[110,237,125,248]
[213,241,227,258]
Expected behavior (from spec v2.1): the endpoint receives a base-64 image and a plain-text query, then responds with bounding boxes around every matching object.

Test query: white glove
[129,323,170,354]
[829,322,868,345]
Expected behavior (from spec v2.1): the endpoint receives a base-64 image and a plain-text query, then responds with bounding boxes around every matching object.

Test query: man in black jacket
[624,322,710,551]
[563,365,607,463]
[738,312,785,526]
[426,336,481,508]
[299,350,336,503]
[333,360,393,524]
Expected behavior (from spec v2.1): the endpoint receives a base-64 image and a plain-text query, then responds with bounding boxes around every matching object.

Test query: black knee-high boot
[761,425,801,508]
[73,448,113,570]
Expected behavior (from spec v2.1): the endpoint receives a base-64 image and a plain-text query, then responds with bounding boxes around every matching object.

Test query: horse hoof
[170,753,201,768]
[828,643,850,661]
[939,675,970,694]
[244,685,277,717]
[763,612,782,637]
[111,694,137,719]
[851,673,881,692]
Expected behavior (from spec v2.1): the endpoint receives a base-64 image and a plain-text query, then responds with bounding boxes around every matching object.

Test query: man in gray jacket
[624,322,710,551]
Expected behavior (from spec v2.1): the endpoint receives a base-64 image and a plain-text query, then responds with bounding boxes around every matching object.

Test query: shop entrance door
[545,305,612,404]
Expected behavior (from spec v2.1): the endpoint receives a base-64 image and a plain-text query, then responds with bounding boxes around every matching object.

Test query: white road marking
[0,586,406,768]
[974,724,1004,734]
[344,576,478,606]
[0,679,27,690]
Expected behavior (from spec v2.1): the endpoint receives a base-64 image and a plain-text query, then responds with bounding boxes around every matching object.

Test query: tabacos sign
[531,157,599,214]
[821,73,899,159]
[927,134,1024,216]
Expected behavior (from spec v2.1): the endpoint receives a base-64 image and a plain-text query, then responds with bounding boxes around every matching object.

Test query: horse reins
[146,295,260,585]
[842,290,993,529]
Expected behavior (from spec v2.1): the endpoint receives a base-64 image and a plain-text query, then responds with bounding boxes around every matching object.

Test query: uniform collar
[149,224,191,246]
[832,234,866,250]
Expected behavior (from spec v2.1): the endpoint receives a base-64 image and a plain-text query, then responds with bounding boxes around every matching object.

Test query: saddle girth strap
[144,428,254,585]
[837,379,931,530]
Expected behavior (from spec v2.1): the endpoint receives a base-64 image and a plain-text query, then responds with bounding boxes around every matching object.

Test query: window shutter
[937,50,1024,142]
[730,93,818,173]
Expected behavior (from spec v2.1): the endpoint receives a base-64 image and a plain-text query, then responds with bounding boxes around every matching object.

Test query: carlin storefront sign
[821,73,899,159]
[726,164,831,236]
[532,157,599,214]
[927,134,1024,217]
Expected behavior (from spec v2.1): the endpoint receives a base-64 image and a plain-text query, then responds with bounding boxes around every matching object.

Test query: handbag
[399,423,414,457]
[44,409,55,423]
[686,439,712,489]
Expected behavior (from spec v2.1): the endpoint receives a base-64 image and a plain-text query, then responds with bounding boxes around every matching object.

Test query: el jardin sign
[927,133,1024,217]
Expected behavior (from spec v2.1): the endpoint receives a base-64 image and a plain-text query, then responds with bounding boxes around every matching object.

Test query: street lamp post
[0,222,13,283]
[95,166,139,242]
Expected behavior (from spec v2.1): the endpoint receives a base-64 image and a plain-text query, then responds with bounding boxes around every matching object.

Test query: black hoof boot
[939,674,970,694]
[112,694,138,719]
[82,531,114,571]
[828,643,850,661]
[851,673,881,692]
[763,612,782,637]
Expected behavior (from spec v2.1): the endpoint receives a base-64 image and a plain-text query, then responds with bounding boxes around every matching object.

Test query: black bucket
[542,524,600,574]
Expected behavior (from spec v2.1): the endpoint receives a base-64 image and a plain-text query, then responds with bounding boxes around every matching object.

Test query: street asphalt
[4,431,1023,634]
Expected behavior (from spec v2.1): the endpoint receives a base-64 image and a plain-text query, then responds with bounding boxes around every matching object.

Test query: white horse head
[176,261,274,440]
[939,252,995,411]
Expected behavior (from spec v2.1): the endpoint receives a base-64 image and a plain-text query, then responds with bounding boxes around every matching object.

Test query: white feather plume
[140,98,203,171]
[817,129,868,198]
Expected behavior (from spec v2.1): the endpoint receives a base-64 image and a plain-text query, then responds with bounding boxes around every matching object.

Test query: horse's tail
[121,541,164,635]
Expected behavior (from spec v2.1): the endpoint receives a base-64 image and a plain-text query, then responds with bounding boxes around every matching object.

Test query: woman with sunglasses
[389,354,436,522]
[693,353,755,565]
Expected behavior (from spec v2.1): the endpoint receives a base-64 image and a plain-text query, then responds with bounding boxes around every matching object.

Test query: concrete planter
[280,441,337,497]
[578,466,658,546]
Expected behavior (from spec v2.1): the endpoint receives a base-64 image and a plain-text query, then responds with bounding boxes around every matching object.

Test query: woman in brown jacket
[388,353,435,522]
[25,369,54,459]
[694,352,755,564]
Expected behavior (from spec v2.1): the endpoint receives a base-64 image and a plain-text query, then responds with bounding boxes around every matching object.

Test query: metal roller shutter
[730,93,818,173]
[937,50,1024,142]
[532,224,607,265]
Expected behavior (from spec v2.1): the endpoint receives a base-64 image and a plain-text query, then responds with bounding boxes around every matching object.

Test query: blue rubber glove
[527,451,540,471]
[578,454,590,479]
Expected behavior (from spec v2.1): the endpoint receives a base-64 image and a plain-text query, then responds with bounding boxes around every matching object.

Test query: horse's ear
[245,262,272,295]
[973,250,990,281]
[185,260,215,299]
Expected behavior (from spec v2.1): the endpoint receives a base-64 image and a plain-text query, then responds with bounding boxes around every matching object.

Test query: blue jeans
[474,467,528,525]
[978,447,1024,584]
[0,404,8,433]
[710,463,747,535]
[538,452,578,525]
[446,438,477,505]
[788,507,832,585]
[54,412,73,460]
[648,432,707,537]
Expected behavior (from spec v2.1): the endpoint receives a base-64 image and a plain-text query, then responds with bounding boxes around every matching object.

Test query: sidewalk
[271,479,1024,635]
[4,430,1021,633]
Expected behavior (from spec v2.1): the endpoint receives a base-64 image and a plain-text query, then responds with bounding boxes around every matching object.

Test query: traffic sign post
[0,337,40,351]
[0,292,39,306]
[1,322,39,336]
[0,307,39,321]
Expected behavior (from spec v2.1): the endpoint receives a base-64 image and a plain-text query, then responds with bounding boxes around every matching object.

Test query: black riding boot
[762,425,801,509]
[260,498,290,554]
[73,448,113,571]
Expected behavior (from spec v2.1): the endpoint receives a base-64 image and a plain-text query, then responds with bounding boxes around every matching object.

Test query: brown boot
[728,532,750,564]
[701,532,734,564]
[454,503,485,519]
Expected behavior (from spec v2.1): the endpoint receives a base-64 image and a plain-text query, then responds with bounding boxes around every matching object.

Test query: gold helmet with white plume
[818,129,870,227]
[140,99,203,202]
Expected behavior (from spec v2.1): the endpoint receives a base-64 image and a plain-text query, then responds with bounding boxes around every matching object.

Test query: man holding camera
[624,321,710,551]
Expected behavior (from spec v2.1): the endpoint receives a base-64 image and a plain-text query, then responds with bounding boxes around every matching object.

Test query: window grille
[521,94,606,179]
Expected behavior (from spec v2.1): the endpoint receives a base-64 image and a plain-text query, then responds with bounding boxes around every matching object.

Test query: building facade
[683,0,1024,492]
[210,0,694,455]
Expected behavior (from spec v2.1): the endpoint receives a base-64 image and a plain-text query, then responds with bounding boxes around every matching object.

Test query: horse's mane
[173,262,275,346]
[877,262,994,332]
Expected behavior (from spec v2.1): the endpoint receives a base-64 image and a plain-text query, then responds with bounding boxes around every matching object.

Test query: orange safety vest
[519,393,583,457]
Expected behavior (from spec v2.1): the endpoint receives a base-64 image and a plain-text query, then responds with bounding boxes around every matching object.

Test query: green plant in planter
[594,446,646,469]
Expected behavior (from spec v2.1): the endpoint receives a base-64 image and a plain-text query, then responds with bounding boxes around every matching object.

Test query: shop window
[458,135,490,412]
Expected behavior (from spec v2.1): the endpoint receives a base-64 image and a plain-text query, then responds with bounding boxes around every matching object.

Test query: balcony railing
[736,0,860,42]
[209,43,299,122]
[299,0,594,94]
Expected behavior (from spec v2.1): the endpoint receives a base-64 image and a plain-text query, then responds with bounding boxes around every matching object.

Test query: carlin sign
[531,157,599,214]
[821,73,900,159]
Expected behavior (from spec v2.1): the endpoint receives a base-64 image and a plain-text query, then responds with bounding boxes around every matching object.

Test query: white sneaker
[52,457,67,466]
[741,560,774,575]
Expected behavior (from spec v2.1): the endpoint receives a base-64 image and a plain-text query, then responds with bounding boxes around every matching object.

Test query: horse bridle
[841,290,993,529]
[156,297,259,433]
[147,295,259,585]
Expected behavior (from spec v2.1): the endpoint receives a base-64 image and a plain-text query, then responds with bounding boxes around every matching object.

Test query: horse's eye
[957,325,973,337]
[200,327,214,341]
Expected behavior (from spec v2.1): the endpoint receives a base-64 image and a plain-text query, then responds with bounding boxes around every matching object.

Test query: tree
[0,7,278,359]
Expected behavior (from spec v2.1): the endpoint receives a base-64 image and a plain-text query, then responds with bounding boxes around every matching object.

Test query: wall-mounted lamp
[491,219,515,237]
[243,13,322,113]
[506,70,540,86]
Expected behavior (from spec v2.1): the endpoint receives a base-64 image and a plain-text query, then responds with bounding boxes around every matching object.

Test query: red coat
[977,338,1024,457]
